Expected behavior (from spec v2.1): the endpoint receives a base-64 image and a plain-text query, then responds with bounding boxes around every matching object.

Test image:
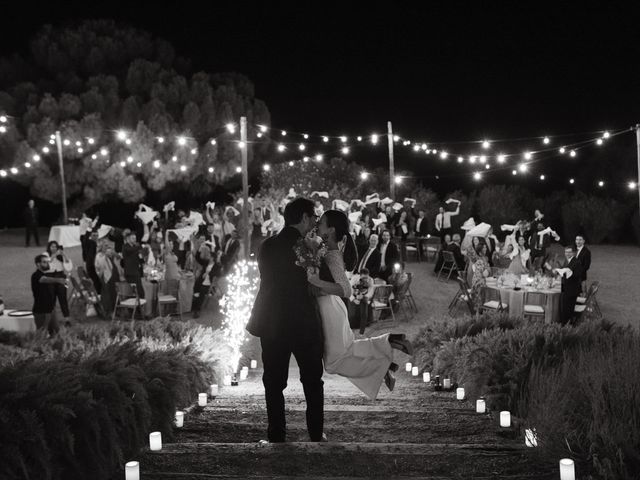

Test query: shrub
[561,193,629,244]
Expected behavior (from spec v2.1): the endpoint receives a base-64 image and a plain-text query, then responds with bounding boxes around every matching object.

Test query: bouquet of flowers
[294,234,326,274]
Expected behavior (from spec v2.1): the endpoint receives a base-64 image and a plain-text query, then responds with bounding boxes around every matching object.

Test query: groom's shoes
[384,370,396,392]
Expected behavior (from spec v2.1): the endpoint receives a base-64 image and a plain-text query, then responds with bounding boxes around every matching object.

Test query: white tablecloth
[48,224,112,247]
[0,310,36,333]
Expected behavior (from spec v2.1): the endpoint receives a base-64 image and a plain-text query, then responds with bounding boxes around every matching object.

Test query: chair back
[524,290,547,306]
[491,267,504,278]
[77,266,89,281]
[80,278,100,302]
[442,250,455,264]
[162,278,181,297]
[482,286,501,303]
[590,281,600,297]
[116,282,138,298]
[372,285,393,304]
[373,278,386,285]
[395,273,411,299]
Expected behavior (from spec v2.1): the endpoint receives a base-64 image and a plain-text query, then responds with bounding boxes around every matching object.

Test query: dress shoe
[384,370,396,391]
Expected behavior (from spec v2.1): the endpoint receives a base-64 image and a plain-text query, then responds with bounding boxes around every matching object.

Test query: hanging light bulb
[303,156,309,162]
[208,167,215,173]
[259,125,268,133]
[524,152,533,160]
[485,164,490,170]
[440,151,448,159]
[628,181,637,190]
[153,160,160,168]
[473,172,482,180]
[393,135,400,142]
[33,154,40,162]
[0,115,6,123]
[540,174,546,180]
[299,144,306,151]
[598,180,604,187]
[341,147,350,155]
[315,154,323,161]
[100,148,108,156]
[371,134,379,144]
[479,155,487,163]
[512,170,517,175]
[596,138,603,145]
[482,140,490,149]
[226,123,236,133]
[340,136,347,143]
[119,161,126,167]
[157,136,165,143]
[0,170,6,177]
[357,136,363,141]
[263,164,271,171]
[87,138,95,145]
[303,134,309,139]
[210,139,217,145]
[497,154,506,163]
[469,155,477,164]
[116,130,127,141]
[10,167,18,174]
[49,139,55,145]
[360,171,369,180]
[177,136,187,146]
[238,141,246,149]
[63,139,71,146]
[603,131,610,139]
[421,143,428,151]
[570,150,577,157]
[281,130,287,136]
[77,147,84,154]
[323,136,329,143]
[235,166,242,173]
[125,139,132,145]
[288,161,294,166]
[457,156,464,163]
[277,144,286,152]
[519,163,528,172]
[24,162,31,168]
[569,178,575,184]
[0,126,6,133]
[394,175,402,184]
[75,140,81,147]
[257,132,263,138]
[126,155,133,163]
[559,147,566,154]
[180,165,187,172]
[42,146,50,154]
[543,137,550,144]
[413,145,420,152]
[136,162,142,168]
[191,148,197,155]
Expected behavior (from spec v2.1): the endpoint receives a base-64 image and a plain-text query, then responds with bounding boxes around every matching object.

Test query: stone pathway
[138,360,555,479]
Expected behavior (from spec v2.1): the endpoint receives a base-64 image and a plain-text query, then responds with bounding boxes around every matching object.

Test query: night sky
[3,2,640,193]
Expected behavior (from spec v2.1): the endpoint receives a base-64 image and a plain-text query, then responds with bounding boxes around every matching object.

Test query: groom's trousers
[261,336,324,442]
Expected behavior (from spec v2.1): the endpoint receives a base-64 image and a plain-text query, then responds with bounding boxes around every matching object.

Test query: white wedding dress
[317,249,396,400]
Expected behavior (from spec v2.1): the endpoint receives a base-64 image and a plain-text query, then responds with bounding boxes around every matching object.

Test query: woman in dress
[95,240,121,315]
[506,232,530,275]
[46,240,73,322]
[307,210,412,400]
[470,244,491,309]
[164,240,181,282]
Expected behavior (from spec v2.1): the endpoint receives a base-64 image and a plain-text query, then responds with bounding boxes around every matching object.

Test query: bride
[306,209,413,400]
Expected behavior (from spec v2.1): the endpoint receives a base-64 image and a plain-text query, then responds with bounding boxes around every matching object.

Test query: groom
[247,197,325,442]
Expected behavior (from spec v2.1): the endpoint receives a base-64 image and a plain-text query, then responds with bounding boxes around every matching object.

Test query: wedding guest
[395,211,410,264]
[122,232,144,298]
[530,209,545,232]
[191,245,222,318]
[470,244,491,309]
[23,199,40,247]
[95,241,121,315]
[222,210,237,241]
[355,226,372,258]
[435,199,461,243]
[82,230,101,293]
[530,222,553,268]
[415,209,429,252]
[447,233,466,271]
[357,233,381,278]
[31,254,66,335]
[251,207,265,255]
[45,241,73,323]
[377,230,400,282]
[556,245,584,324]
[575,235,591,294]
[79,212,98,237]
[148,230,164,260]
[108,227,126,254]
[515,221,530,248]
[163,240,181,282]
[205,223,222,253]
[506,232,530,275]
[221,229,241,273]
[433,233,452,273]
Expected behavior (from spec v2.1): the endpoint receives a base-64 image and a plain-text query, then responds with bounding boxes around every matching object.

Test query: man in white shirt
[435,199,461,243]
[357,234,381,278]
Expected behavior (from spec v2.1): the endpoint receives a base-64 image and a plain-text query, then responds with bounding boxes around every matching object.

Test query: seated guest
[163,240,181,282]
[575,235,591,294]
[221,229,241,274]
[45,241,73,323]
[31,254,66,336]
[95,241,121,316]
[470,244,491,310]
[82,230,101,293]
[377,230,400,282]
[492,244,512,269]
[356,233,381,278]
[447,234,466,271]
[434,233,452,273]
[555,245,584,325]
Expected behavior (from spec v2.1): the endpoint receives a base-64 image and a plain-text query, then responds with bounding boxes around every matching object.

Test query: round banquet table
[0,310,36,333]
[141,274,195,317]
[484,278,562,323]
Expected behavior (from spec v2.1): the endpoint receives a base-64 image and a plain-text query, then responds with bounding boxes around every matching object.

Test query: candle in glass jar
[525,428,538,447]
[240,369,248,380]
[198,393,207,407]
[423,372,431,383]
[175,411,184,427]
[559,459,575,480]
[456,387,465,400]
[210,384,219,397]
[476,399,486,413]
[250,359,258,369]
[500,411,511,427]
[405,362,412,372]
[149,431,162,451]
[443,378,451,389]
[411,366,419,376]
[223,374,232,386]
[125,461,140,480]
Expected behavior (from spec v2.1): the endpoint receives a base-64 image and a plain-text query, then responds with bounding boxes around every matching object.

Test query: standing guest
[506,233,530,275]
[95,241,121,316]
[122,232,144,298]
[470,244,491,310]
[148,230,164,260]
[555,246,584,324]
[395,211,410,264]
[357,233,382,278]
[23,199,40,247]
[354,226,372,258]
[515,221,530,248]
[31,254,66,335]
[575,235,591,294]
[108,227,126,254]
[191,245,222,318]
[205,223,221,253]
[530,222,558,269]
[45,241,73,323]
[79,212,98,237]
[377,230,400,282]
[415,209,429,237]
[163,240,181,282]
[530,209,545,232]
[82,230,101,293]
[435,199,461,243]
[447,233,466,271]
[208,211,224,245]
[251,207,265,255]
[221,229,241,273]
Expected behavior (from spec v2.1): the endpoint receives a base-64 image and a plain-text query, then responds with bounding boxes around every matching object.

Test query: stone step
[141,442,553,479]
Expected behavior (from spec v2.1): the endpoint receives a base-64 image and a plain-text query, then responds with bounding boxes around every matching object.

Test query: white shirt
[416,218,423,233]
[576,246,584,257]
[436,212,455,230]
[379,242,389,269]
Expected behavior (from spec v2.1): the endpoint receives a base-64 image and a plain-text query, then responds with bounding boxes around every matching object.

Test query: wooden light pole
[387,121,395,199]
[55,130,68,224]
[240,117,250,258]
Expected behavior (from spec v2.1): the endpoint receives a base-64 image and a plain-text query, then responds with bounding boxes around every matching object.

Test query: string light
[119,161,126,167]
[440,151,448,159]
[191,148,197,155]
[303,134,309,139]
[596,138,603,145]
[136,162,142,168]
[75,140,82,147]
[340,136,347,143]
[303,156,309,162]
[357,136,363,141]
[259,125,268,133]
[153,160,160,168]
[88,138,95,145]
[393,135,400,142]
[413,145,420,152]
[603,131,610,138]
[288,161,294,166]
[77,147,83,154]
[281,130,287,136]
[91,154,97,159]
[177,136,187,146]
[116,131,127,141]
[33,155,40,162]
[469,155,477,164]
[540,174,546,180]
[0,126,6,133]
[126,155,133,163]
[125,139,132,145]
[371,134,379,144]
[238,141,245,149]
[473,172,482,180]
[0,170,6,177]
[263,164,271,171]
[543,137,550,144]
[235,166,242,173]
[629,181,637,190]
[421,143,428,151]
[299,144,306,151]
[226,123,236,133]
[598,180,604,187]
[341,147,350,154]
[171,156,177,162]
[322,136,329,143]
[570,150,577,157]
[24,162,31,169]
[559,147,566,154]
[394,175,402,184]
[512,170,517,175]
[457,156,464,163]
[208,167,215,173]
[157,136,165,143]
[63,139,71,146]
[524,152,533,160]
[210,139,217,145]
[569,178,575,184]
[180,165,187,172]
[497,154,506,163]
[485,164,490,170]
[482,140,490,149]
[315,154,323,161]
[360,171,369,180]
[479,155,487,163]
[0,115,7,123]
[10,167,17,174]
[49,139,55,145]
[277,144,285,152]
[519,163,528,173]
[257,132,263,138]
[100,148,108,156]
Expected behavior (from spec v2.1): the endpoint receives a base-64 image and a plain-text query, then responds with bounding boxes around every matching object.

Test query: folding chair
[370,285,395,323]
[478,287,508,314]
[113,282,146,320]
[404,272,418,312]
[437,250,459,282]
[523,291,547,321]
[77,266,90,282]
[404,237,421,262]
[68,276,86,312]
[158,279,182,320]
[81,278,106,319]
[449,275,475,316]
[394,274,414,321]
[574,281,602,319]
[422,236,440,262]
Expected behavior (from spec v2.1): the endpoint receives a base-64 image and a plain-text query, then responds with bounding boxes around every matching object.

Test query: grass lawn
[1,228,638,329]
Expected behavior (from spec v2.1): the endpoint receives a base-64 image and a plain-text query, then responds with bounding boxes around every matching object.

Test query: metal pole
[240,117,250,259]
[55,131,68,224]
[636,125,640,213]
[387,121,395,199]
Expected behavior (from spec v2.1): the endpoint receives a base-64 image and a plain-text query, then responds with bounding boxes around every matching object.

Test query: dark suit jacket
[415,217,429,236]
[377,241,400,279]
[356,247,381,277]
[247,226,321,342]
[561,257,584,297]
[447,243,466,270]
[222,238,241,270]
[575,246,591,280]
[23,206,39,227]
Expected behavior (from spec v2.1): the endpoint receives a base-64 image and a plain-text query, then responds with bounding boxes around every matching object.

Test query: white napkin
[333,199,349,211]
[404,197,417,207]
[311,191,329,198]
[163,201,175,213]
[348,211,363,223]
